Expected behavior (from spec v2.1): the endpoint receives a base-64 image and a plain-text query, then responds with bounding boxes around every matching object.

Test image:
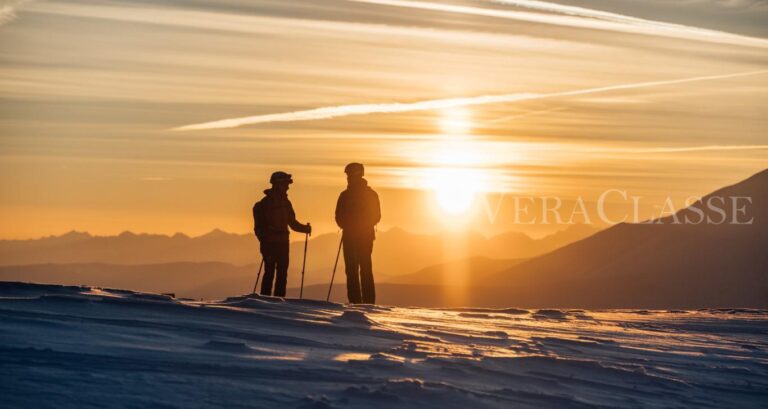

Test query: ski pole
[252,258,264,294]
[326,235,343,302]
[299,226,310,299]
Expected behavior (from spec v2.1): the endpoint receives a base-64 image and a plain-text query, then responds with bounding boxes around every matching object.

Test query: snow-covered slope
[1,282,766,408]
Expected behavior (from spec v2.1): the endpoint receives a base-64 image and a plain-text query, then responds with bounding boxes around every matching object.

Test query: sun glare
[422,144,489,215]
[425,109,486,215]
[438,107,472,135]
[428,168,478,214]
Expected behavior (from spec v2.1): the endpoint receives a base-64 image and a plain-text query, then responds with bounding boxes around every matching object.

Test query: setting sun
[423,115,488,215]
[438,107,472,135]
[426,167,478,214]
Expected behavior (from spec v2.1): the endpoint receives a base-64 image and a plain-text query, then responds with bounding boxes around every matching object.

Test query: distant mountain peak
[750,167,768,179]
[491,169,768,308]
[46,230,93,243]
[661,167,768,226]
[198,229,232,239]
[61,230,92,238]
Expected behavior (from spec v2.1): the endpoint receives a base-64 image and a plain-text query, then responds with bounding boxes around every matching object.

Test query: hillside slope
[488,169,768,308]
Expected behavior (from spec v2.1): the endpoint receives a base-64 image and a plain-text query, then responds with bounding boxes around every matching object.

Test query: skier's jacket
[253,189,308,243]
[335,178,381,241]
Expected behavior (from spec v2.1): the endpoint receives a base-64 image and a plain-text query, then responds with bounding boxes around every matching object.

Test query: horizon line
[0,223,600,242]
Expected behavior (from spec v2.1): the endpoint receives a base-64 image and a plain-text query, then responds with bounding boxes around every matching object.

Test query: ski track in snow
[0,282,766,408]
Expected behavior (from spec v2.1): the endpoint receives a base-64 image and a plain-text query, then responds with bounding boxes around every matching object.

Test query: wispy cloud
[589,145,768,153]
[485,107,568,124]
[174,70,768,131]
[24,1,571,49]
[0,0,25,25]
[687,0,768,11]
[346,0,768,48]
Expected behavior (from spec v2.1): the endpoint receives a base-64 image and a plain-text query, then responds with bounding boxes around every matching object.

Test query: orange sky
[0,0,766,239]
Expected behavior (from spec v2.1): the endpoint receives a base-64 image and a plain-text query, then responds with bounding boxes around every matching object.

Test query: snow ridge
[1,282,766,408]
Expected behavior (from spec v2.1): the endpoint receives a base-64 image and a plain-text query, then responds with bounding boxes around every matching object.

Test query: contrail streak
[174,70,768,131]
[346,0,768,48]
[589,145,768,154]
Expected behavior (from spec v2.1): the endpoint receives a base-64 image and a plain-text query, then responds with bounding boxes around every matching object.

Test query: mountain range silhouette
[1,169,765,307]
[0,224,596,299]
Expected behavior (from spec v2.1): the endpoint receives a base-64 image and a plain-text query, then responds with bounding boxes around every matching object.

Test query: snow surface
[1,282,767,408]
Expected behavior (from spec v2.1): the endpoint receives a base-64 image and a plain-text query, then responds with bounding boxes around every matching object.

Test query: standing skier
[253,171,311,297]
[335,163,381,304]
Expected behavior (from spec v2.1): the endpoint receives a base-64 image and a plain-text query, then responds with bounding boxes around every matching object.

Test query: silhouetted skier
[253,171,311,297]
[335,163,381,304]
